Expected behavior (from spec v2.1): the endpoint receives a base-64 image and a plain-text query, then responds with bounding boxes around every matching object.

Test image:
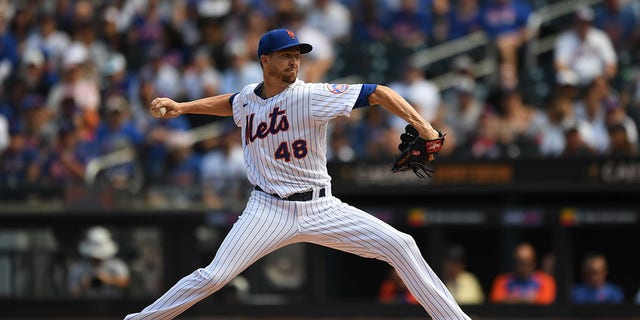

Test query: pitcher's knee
[397,232,418,250]
[192,267,231,292]
[378,232,420,262]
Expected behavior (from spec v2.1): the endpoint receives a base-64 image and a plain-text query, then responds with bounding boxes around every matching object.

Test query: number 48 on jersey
[275,139,308,161]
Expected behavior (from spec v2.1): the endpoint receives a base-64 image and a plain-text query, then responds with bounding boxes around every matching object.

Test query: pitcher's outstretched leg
[301,199,471,320]
[124,192,299,320]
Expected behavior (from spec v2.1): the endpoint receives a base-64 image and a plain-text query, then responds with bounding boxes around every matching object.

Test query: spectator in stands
[96,95,141,149]
[157,131,201,206]
[388,61,442,126]
[67,225,130,298]
[490,242,556,305]
[353,106,396,160]
[129,0,167,54]
[138,47,182,100]
[479,0,535,89]
[129,75,160,133]
[327,117,358,162]
[495,89,544,158]
[349,0,388,42]
[442,244,485,305]
[464,109,503,159]
[572,252,624,304]
[378,268,418,305]
[561,126,595,158]
[94,94,143,190]
[0,112,8,153]
[24,12,71,72]
[305,0,352,43]
[71,19,109,76]
[221,0,253,46]
[444,75,483,148]
[328,133,356,162]
[100,6,129,54]
[16,48,56,98]
[429,105,458,158]
[113,5,148,73]
[383,0,431,49]
[553,69,580,102]
[607,123,638,156]
[20,94,55,149]
[0,122,41,188]
[554,6,618,87]
[378,0,433,14]
[281,10,335,83]
[442,54,482,96]
[448,0,481,40]
[197,17,231,72]
[231,7,268,68]
[101,52,134,101]
[169,1,200,50]
[140,105,191,184]
[8,3,37,45]
[573,77,614,155]
[181,48,221,101]
[46,43,101,136]
[541,252,556,276]
[219,38,262,94]
[621,63,640,134]
[427,0,452,46]
[605,101,638,145]
[538,95,576,157]
[41,121,97,188]
[200,120,247,209]
[0,11,19,89]
[55,94,91,143]
[594,0,639,59]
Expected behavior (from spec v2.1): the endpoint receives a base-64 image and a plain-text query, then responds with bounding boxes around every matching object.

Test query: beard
[281,70,297,84]
[269,66,297,84]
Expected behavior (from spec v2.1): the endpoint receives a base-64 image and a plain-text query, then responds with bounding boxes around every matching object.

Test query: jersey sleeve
[516,1,533,28]
[231,84,261,127]
[597,32,617,65]
[489,274,509,303]
[310,83,365,122]
[554,34,572,66]
[533,272,556,305]
[230,91,243,127]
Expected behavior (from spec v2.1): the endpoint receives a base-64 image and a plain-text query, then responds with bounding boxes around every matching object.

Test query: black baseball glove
[391,124,445,178]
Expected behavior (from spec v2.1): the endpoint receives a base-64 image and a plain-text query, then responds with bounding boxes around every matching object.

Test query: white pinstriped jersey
[232,79,363,198]
[125,78,472,320]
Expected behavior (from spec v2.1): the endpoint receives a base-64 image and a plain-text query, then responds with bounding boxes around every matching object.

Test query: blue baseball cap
[258,29,312,58]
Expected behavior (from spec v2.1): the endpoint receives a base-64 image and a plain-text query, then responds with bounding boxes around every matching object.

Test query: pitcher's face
[265,48,301,84]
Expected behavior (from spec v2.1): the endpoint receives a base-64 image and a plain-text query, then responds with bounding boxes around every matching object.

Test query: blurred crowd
[0,0,639,205]
[379,241,640,306]
[8,225,640,305]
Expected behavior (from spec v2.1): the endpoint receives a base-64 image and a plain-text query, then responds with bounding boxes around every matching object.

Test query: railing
[406,0,603,91]
[84,120,227,186]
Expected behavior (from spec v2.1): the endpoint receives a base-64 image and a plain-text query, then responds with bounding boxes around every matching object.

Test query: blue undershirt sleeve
[353,84,377,109]
[229,92,238,105]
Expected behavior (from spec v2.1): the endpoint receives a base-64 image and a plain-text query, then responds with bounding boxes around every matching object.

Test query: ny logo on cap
[286,30,295,39]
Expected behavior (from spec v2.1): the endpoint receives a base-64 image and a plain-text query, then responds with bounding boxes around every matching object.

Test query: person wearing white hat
[67,226,130,297]
[554,5,618,87]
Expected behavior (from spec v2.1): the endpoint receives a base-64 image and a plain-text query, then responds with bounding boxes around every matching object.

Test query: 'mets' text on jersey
[232,80,365,198]
[245,107,289,143]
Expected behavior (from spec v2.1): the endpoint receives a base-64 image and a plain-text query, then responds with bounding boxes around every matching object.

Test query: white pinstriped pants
[124,189,470,320]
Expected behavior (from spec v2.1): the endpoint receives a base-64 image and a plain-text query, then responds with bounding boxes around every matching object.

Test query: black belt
[254,185,325,201]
